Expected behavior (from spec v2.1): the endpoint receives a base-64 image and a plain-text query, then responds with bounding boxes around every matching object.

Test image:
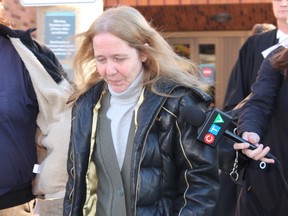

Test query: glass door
[164,32,249,109]
[168,37,218,107]
[198,43,216,107]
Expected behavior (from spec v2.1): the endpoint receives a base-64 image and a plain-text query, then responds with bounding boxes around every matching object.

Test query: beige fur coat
[10,37,74,199]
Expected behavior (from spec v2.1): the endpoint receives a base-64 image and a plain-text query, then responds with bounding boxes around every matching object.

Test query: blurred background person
[233,46,288,216]
[0,0,73,215]
[223,0,288,112]
[213,1,288,216]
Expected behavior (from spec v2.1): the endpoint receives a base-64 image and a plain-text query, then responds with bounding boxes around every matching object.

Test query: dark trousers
[0,199,35,216]
[211,171,240,216]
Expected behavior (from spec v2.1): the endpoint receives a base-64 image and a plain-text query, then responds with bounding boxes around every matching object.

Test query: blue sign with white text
[45,11,75,60]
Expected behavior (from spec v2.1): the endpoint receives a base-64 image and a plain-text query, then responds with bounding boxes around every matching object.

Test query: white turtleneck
[106,72,143,169]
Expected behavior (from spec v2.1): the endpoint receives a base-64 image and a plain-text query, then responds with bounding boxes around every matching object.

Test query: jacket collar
[134,78,178,149]
[0,23,35,43]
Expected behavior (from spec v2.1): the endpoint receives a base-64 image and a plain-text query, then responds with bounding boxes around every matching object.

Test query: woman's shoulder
[174,85,212,107]
[155,78,212,104]
[161,82,212,117]
[74,81,106,106]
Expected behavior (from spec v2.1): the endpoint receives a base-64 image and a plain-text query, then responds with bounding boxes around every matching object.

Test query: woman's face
[93,32,145,93]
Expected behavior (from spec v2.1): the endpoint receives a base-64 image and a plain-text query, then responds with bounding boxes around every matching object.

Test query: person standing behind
[64,5,220,216]
[213,1,288,216]
[223,0,288,111]
[0,0,73,215]
[233,46,288,216]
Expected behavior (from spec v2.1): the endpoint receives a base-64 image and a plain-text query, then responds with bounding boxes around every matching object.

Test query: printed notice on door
[45,11,75,60]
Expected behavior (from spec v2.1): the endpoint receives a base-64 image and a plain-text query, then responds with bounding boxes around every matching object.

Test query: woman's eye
[113,58,124,62]
[96,58,105,63]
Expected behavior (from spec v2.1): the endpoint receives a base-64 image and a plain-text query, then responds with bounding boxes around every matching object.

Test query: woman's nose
[106,61,117,76]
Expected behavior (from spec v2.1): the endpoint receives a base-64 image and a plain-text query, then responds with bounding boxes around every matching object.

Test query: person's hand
[233,131,275,164]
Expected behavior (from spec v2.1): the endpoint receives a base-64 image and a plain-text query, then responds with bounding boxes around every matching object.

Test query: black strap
[0,183,34,209]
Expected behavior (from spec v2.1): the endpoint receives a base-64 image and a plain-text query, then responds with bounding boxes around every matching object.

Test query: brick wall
[2,1,275,32]
[3,0,36,30]
[136,3,275,31]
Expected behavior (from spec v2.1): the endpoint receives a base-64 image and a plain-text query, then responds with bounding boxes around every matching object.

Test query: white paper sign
[20,0,97,6]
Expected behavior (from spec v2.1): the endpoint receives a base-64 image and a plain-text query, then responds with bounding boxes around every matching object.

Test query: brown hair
[270,47,288,78]
[251,23,276,35]
[69,5,207,102]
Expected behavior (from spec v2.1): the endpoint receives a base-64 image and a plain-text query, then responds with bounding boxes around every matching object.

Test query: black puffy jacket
[64,79,220,216]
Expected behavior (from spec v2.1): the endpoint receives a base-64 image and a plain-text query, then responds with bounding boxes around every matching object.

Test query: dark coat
[213,29,279,216]
[236,50,288,216]
[223,29,278,111]
[64,80,220,216]
[0,23,68,84]
[0,23,69,208]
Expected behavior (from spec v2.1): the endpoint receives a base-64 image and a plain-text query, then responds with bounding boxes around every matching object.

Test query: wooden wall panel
[136,0,149,6]
[105,0,272,7]
[215,36,245,108]
[180,0,208,4]
[241,0,270,2]
[179,0,198,4]
[149,0,165,5]
[118,0,135,5]
[208,0,241,3]
[105,0,117,6]
[164,0,181,5]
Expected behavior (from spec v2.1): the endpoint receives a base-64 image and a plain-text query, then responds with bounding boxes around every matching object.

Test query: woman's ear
[140,43,149,62]
[140,52,148,62]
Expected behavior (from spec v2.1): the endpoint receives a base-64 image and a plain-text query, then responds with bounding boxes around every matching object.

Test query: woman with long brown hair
[64,5,220,216]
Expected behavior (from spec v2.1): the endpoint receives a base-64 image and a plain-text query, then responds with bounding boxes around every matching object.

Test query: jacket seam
[133,96,167,215]
[162,106,193,215]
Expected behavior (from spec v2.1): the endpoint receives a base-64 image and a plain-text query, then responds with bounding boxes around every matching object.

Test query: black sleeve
[31,40,70,83]
[222,31,277,112]
[20,28,71,84]
[237,53,283,139]
[176,93,220,216]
